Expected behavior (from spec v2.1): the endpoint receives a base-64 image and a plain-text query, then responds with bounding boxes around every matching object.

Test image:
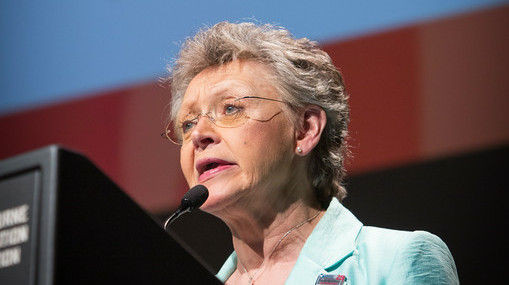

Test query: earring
[296,146,303,153]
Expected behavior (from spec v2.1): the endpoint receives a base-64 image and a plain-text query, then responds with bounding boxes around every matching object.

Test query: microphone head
[181,184,209,210]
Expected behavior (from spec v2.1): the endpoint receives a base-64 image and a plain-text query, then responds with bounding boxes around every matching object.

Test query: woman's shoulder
[355,227,459,284]
[358,227,454,260]
[359,226,446,248]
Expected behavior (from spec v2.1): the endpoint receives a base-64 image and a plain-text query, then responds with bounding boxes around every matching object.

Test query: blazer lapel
[285,198,363,284]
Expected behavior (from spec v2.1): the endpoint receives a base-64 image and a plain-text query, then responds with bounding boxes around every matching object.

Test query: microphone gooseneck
[163,185,208,230]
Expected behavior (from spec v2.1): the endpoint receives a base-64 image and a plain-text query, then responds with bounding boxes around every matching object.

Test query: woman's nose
[190,116,220,150]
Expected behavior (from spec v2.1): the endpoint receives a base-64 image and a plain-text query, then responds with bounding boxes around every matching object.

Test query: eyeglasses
[162,96,285,145]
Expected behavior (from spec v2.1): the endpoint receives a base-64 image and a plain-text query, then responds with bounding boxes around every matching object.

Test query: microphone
[163,185,208,230]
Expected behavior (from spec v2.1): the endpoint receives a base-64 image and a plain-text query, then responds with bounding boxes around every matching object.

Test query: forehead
[179,61,279,111]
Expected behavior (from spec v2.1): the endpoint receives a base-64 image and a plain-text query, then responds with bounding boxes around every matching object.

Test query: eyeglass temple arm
[239,96,285,103]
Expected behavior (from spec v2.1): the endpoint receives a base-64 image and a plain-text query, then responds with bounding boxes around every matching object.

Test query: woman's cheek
[180,146,195,185]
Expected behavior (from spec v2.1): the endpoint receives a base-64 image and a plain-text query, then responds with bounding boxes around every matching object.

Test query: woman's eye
[224,103,243,115]
[181,120,196,133]
[225,105,237,114]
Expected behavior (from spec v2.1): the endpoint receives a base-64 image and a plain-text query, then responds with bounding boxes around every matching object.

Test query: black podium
[0,145,222,285]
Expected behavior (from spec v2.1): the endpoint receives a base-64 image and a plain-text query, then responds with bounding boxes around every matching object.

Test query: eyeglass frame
[161,95,286,145]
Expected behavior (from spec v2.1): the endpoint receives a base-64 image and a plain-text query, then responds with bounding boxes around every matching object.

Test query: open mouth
[196,159,236,176]
[203,162,220,172]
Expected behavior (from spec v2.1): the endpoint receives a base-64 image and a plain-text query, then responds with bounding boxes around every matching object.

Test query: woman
[164,22,459,284]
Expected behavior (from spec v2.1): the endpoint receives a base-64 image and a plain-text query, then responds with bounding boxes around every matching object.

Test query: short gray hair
[168,22,350,206]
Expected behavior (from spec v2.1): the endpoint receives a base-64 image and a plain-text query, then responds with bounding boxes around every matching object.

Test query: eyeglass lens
[165,96,284,144]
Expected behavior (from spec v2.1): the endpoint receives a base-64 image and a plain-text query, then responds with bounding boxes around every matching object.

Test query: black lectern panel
[0,145,222,285]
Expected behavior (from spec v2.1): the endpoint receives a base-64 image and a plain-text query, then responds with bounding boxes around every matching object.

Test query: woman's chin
[198,190,241,217]
[198,194,228,214]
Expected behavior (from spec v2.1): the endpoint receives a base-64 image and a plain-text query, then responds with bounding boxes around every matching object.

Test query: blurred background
[1,0,508,282]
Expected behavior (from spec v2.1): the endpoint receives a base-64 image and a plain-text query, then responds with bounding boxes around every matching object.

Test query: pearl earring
[296,146,303,153]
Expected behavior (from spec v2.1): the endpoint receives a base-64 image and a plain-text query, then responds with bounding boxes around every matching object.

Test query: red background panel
[0,91,127,182]
[324,27,421,173]
[419,5,509,158]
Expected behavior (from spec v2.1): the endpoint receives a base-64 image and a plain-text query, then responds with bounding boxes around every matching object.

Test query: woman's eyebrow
[209,80,255,96]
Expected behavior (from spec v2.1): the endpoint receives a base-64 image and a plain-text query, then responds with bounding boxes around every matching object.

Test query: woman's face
[178,60,297,214]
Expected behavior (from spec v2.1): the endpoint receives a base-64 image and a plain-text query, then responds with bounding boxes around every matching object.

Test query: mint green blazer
[217,198,459,284]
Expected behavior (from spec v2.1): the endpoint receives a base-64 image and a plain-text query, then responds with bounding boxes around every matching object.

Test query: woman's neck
[211,163,324,284]
[224,199,324,279]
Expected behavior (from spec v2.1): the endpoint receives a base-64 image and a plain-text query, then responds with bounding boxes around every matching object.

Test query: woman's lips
[198,164,235,183]
[196,158,236,183]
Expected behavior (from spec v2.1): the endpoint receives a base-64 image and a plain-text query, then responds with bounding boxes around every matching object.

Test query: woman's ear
[295,105,327,156]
